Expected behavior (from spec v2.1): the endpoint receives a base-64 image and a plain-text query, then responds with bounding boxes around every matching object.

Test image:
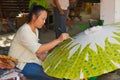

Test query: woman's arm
[36,33,69,56]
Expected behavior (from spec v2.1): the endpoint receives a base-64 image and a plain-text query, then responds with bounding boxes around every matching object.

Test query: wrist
[56,39,62,44]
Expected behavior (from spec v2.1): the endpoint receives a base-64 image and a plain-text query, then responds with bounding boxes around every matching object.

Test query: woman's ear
[32,14,37,21]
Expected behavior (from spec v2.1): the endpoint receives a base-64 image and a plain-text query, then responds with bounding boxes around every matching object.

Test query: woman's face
[34,11,47,28]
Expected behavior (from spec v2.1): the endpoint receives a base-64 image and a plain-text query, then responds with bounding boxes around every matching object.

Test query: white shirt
[58,0,69,10]
[8,23,42,70]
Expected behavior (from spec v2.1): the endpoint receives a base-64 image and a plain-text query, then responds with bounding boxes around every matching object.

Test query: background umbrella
[43,23,120,80]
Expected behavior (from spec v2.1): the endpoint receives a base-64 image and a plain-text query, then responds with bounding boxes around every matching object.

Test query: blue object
[21,63,61,80]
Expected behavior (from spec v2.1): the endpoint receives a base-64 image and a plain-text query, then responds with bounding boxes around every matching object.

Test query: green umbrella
[43,23,120,80]
[29,0,48,9]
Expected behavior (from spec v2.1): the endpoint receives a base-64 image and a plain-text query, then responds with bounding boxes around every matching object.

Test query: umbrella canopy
[43,23,120,80]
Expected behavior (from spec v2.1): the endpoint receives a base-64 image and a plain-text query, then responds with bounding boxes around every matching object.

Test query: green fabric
[29,0,48,9]
[97,20,104,26]
[76,24,89,31]
[76,19,104,31]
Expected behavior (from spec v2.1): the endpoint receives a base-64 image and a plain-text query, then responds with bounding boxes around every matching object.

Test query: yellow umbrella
[43,23,120,80]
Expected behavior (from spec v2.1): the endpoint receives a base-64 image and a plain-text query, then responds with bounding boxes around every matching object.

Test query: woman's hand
[38,53,48,61]
[36,33,69,57]
[57,33,70,42]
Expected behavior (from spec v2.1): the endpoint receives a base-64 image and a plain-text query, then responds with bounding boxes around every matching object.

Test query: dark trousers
[21,63,61,80]
[53,7,68,38]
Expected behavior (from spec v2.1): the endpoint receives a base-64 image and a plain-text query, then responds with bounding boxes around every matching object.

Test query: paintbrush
[58,28,74,41]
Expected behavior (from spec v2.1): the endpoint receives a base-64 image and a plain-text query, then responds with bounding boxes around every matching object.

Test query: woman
[8,4,69,80]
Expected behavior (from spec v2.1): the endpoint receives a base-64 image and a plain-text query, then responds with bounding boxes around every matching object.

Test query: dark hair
[27,4,47,23]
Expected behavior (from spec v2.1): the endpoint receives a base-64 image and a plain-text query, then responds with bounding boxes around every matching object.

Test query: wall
[100,0,115,24]
[115,0,120,22]
[100,0,120,24]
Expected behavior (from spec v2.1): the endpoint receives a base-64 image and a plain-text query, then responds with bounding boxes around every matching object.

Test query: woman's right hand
[39,53,48,62]
[57,33,70,42]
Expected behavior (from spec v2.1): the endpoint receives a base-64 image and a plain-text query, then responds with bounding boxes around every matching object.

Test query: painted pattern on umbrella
[43,23,120,80]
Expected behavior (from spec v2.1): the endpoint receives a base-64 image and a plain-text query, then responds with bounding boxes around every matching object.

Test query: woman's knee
[21,63,43,77]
